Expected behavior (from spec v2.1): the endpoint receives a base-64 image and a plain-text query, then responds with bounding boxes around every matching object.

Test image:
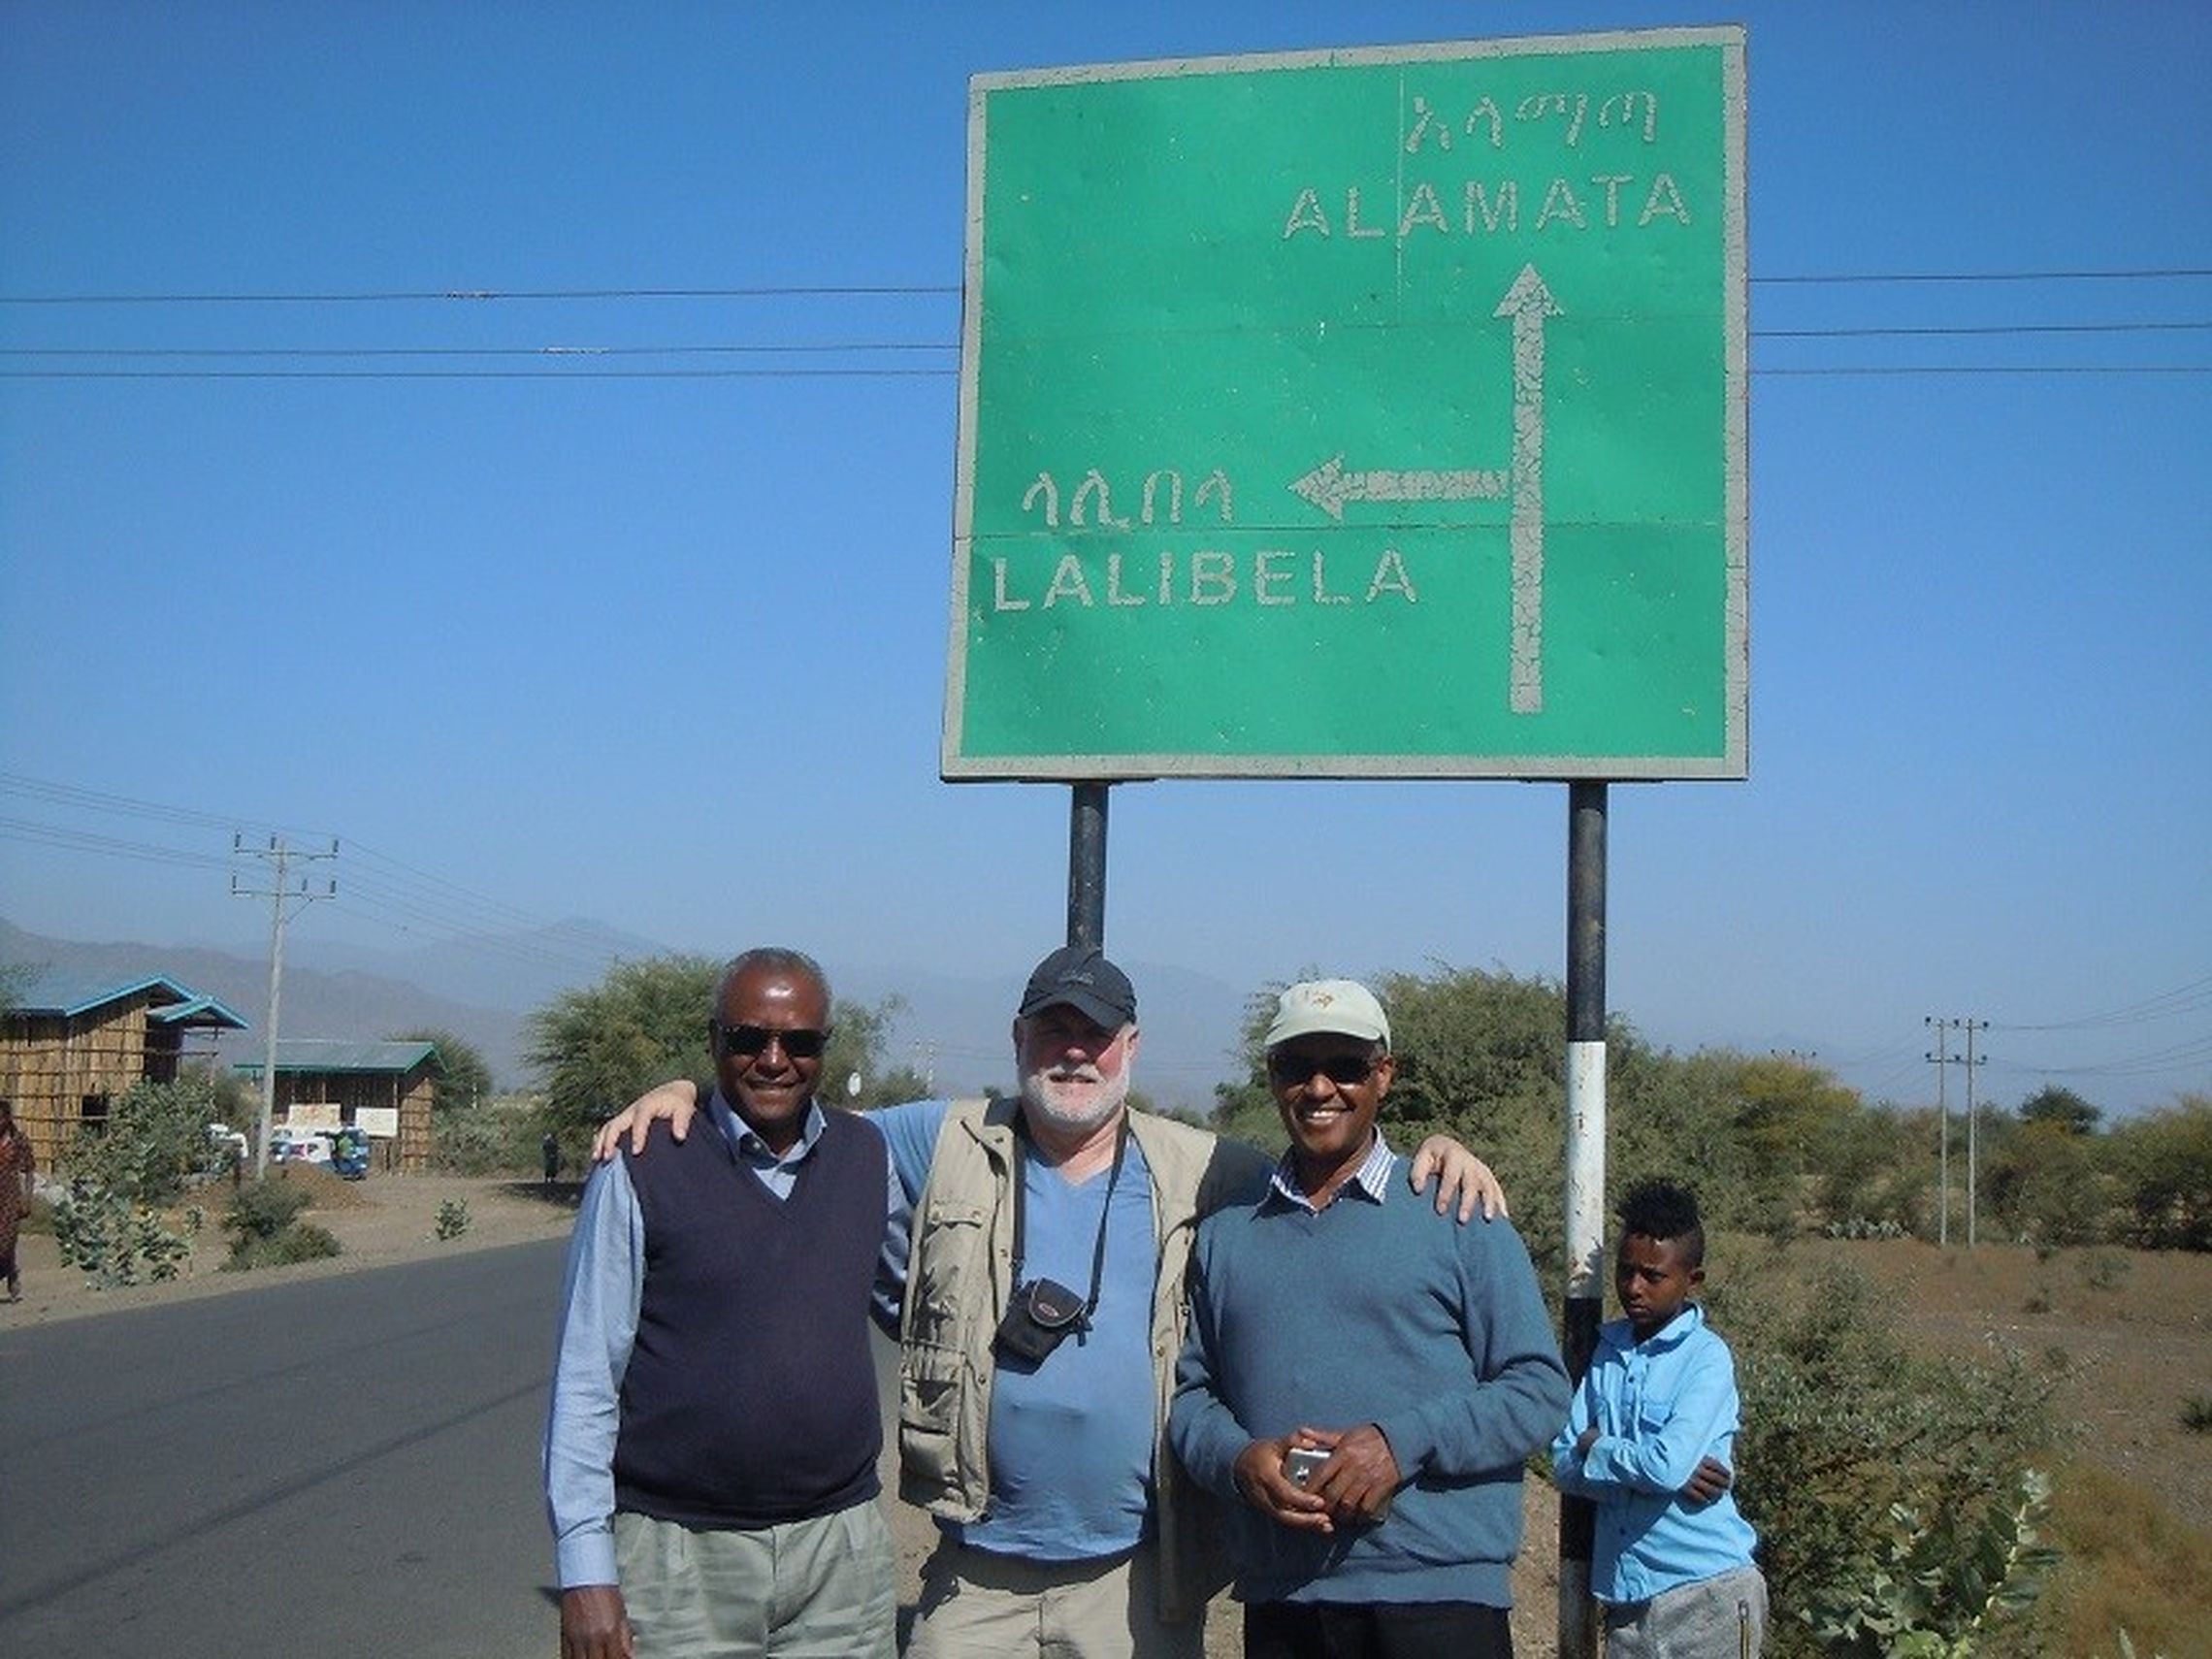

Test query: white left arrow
[1287,264,1562,715]
[1289,455,1507,521]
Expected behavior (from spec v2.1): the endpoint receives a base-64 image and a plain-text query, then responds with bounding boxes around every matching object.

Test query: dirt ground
[1805,1235,2212,1536]
[14,1180,2203,1656]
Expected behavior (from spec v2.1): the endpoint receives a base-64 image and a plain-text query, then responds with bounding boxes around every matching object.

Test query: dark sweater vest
[611,1109,885,1529]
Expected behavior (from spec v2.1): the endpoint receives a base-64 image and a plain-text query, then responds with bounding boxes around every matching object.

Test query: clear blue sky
[3,1,2206,1116]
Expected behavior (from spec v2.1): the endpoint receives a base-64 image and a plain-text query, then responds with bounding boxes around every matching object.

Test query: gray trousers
[1602,1564,1768,1659]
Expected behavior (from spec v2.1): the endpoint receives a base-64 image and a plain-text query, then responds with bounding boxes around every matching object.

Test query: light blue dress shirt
[1549,1301,1759,1603]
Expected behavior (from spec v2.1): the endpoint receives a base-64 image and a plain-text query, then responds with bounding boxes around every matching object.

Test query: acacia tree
[530,955,723,1146]
[2017,1083,2101,1137]
[2106,1093,2212,1251]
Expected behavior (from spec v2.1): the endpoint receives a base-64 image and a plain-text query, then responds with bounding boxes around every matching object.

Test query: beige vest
[895,1096,1244,1623]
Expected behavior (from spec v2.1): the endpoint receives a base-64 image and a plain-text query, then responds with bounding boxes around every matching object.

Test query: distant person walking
[0,1100,34,1302]
[542,1130,561,1188]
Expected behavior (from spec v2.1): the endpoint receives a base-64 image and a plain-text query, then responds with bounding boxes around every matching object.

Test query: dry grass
[1804,1237,2212,1654]
[2042,1461,2212,1658]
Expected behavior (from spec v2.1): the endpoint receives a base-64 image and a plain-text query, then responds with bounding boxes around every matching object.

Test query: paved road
[0,1238,570,1659]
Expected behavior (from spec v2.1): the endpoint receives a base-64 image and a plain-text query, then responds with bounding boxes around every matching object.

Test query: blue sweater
[1168,1152,1569,1608]
[1549,1303,1759,1603]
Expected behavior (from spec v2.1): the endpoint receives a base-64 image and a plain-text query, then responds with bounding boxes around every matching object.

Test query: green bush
[52,1183,192,1286]
[1811,1467,2061,1657]
[434,1198,472,1240]
[1706,1252,2068,1657]
[220,1180,342,1272]
[50,1074,229,1285]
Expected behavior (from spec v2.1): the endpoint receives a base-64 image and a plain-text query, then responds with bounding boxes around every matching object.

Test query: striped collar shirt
[1264,1133,1397,1214]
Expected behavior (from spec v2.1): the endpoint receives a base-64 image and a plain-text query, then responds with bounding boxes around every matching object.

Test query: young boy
[1551,1179,1767,1657]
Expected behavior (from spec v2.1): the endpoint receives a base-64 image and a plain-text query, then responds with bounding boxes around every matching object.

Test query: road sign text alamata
[945,27,1747,781]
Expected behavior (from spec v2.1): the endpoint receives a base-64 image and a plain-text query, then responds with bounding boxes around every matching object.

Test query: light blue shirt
[875,1098,1160,1562]
[1550,1301,1760,1604]
[542,1095,901,1589]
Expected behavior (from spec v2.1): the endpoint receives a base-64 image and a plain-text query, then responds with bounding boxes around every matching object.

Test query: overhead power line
[0,282,962,306]
[3,318,2203,365]
[2,266,2205,307]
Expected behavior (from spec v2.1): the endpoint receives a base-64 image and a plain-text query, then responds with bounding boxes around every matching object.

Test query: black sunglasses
[1268,1051,1379,1088]
[715,1023,831,1059]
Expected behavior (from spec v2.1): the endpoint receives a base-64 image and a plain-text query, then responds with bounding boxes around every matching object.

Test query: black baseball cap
[1018,945,1137,1028]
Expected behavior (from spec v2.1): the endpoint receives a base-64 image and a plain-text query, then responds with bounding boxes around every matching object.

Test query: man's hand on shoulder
[589,1080,702,1163]
[560,1584,634,1659]
[1406,1135,1508,1221]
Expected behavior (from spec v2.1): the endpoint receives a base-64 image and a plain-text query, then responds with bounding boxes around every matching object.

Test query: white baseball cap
[1264,979,1391,1050]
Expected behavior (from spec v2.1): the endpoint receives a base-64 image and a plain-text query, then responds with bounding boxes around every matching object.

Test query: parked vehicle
[269,1128,332,1166]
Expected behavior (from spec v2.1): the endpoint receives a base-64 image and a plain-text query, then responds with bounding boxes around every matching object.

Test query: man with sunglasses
[594,948,1505,1659]
[546,948,897,1659]
[1168,979,1568,1659]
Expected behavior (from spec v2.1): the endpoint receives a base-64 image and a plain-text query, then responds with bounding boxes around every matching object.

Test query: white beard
[1020,1061,1132,1140]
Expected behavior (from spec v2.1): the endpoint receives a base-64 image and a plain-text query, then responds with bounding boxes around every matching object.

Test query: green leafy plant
[434,1197,472,1240]
[1810,1467,2061,1656]
[221,1180,342,1271]
[50,1075,229,1285]
[2181,1393,2212,1435]
[52,1182,192,1286]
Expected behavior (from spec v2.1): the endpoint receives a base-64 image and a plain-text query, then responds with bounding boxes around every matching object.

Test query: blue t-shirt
[876,1098,1159,1562]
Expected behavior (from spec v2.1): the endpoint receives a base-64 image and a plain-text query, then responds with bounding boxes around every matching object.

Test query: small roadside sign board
[944,27,1746,780]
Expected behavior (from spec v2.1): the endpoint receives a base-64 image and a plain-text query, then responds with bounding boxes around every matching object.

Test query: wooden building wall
[0,993,175,1171]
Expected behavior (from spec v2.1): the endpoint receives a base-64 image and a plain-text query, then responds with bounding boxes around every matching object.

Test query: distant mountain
[0,917,533,1088]
[282,917,676,1015]
[1,918,1251,1115]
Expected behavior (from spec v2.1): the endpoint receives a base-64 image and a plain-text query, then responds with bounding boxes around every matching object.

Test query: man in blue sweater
[1169,979,1569,1659]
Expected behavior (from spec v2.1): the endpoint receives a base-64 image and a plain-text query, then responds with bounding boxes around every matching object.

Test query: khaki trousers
[905,1535,1203,1659]
[612,1499,895,1658]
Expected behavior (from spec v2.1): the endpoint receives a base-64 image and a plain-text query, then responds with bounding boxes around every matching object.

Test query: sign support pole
[1559,781,1609,1658]
[1067,783,1110,949]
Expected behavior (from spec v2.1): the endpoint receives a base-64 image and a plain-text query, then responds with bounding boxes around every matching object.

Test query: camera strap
[1009,1109,1130,1327]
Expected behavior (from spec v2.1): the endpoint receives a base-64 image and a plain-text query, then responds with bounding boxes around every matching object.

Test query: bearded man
[597,946,1507,1659]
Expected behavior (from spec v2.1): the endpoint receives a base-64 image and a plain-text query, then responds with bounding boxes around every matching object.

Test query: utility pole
[232,835,337,1178]
[1961,1018,1988,1246]
[1928,1017,1988,1246]
[1925,1018,1951,1247]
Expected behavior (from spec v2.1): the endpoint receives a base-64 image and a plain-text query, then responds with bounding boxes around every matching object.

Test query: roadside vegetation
[50,1073,238,1285]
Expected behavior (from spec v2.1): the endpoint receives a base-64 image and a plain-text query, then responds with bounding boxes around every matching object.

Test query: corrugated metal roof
[147,993,251,1029]
[6,970,250,1030]
[232,1038,439,1076]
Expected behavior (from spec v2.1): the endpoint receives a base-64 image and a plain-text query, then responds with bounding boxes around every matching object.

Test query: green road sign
[944,27,1747,781]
